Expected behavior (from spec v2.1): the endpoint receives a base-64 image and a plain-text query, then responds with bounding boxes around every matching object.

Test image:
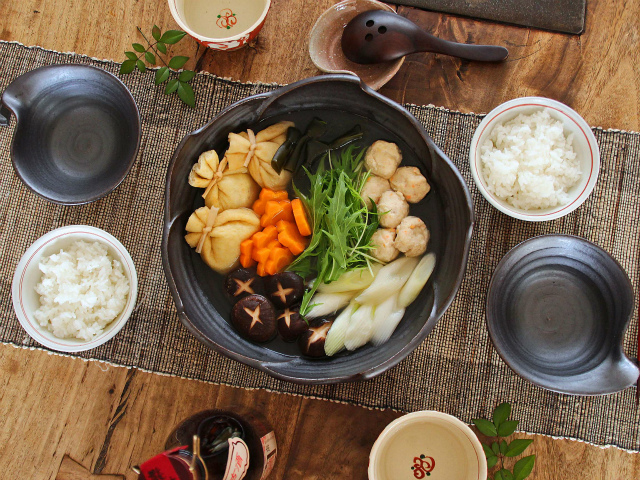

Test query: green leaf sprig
[473,403,535,480]
[120,26,196,107]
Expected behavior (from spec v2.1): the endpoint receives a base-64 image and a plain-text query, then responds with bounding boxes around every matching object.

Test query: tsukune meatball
[394,216,429,257]
[390,166,430,203]
[364,141,402,179]
[377,190,409,228]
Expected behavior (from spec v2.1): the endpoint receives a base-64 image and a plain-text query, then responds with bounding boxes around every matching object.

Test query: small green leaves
[497,420,519,437]
[473,402,535,480]
[505,439,533,457]
[165,79,179,94]
[120,59,136,74]
[513,455,535,480]
[155,67,170,85]
[179,70,196,82]
[160,30,187,44]
[177,81,195,107]
[496,469,514,480]
[493,402,511,429]
[474,418,498,437]
[483,444,494,459]
[169,56,189,69]
[121,26,195,107]
[491,442,500,456]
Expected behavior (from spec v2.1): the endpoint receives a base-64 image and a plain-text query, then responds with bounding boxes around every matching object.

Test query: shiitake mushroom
[264,272,305,308]
[224,268,265,303]
[231,294,277,343]
[298,318,334,357]
[277,306,308,342]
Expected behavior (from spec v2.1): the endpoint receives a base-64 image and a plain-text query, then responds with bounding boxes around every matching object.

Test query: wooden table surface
[1,0,639,478]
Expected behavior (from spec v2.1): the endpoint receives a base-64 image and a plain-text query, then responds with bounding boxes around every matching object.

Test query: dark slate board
[387,0,586,34]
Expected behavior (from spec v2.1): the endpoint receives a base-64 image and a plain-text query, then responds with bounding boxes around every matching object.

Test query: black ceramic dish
[0,64,141,205]
[162,74,474,384]
[487,235,639,395]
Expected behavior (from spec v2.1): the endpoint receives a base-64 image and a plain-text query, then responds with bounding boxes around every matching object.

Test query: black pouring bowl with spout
[487,235,639,395]
[162,74,474,384]
[0,64,141,205]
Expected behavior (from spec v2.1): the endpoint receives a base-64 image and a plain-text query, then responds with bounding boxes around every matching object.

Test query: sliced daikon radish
[397,253,436,308]
[305,291,355,319]
[317,263,383,294]
[370,301,406,346]
[324,302,357,356]
[343,303,375,351]
[355,256,419,305]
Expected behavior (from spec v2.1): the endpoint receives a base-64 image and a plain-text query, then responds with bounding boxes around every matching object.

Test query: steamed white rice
[34,240,129,340]
[480,109,581,210]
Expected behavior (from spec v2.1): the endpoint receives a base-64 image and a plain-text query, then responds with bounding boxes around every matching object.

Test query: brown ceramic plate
[309,0,404,90]
[162,75,473,384]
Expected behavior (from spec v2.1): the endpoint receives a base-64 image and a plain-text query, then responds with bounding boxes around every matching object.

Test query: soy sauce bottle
[165,407,277,480]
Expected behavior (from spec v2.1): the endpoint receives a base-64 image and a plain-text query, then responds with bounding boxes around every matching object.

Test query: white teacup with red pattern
[168,0,271,51]
[368,411,487,480]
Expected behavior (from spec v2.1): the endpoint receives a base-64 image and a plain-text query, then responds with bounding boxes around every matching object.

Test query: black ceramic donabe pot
[162,75,473,384]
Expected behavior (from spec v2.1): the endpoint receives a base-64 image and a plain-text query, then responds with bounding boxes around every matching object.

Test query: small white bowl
[12,225,138,352]
[368,411,487,480]
[469,97,600,221]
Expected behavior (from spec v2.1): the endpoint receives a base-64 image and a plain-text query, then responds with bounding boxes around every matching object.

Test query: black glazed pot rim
[486,233,638,395]
[161,74,474,384]
[1,64,141,205]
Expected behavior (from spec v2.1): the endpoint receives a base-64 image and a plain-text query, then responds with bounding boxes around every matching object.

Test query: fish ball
[371,228,400,263]
[361,175,390,209]
[364,141,402,179]
[390,166,431,203]
[394,216,429,257]
[377,190,409,228]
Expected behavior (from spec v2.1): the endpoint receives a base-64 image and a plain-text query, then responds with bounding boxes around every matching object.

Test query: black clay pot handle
[0,103,10,126]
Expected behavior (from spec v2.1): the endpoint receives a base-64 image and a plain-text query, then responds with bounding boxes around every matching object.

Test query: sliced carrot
[260,200,294,227]
[252,225,278,250]
[276,220,308,255]
[240,239,256,268]
[267,239,282,250]
[265,247,294,275]
[291,198,312,236]
[252,198,267,216]
[256,262,268,277]
[259,188,288,201]
[253,247,271,265]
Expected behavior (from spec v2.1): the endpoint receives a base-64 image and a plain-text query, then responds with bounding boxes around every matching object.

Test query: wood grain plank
[1,0,637,129]
[56,455,124,480]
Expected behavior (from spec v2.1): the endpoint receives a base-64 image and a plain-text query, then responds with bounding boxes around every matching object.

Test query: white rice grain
[34,240,129,340]
[480,109,581,210]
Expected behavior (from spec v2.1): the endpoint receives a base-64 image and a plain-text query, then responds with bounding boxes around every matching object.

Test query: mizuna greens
[288,146,380,315]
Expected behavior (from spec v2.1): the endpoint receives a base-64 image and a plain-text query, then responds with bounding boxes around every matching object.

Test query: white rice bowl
[479,109,581,210]
[34,240,130,340]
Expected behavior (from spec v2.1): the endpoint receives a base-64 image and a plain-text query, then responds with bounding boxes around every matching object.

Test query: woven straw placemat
[1,41,639,451]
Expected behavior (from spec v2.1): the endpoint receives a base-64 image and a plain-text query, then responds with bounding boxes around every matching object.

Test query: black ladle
[342,10,508,64]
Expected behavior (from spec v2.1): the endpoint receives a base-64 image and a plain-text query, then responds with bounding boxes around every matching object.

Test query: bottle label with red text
[222,437,250,480]
[260,431,277,479]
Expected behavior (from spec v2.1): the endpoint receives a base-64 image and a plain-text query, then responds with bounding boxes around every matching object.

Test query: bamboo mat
[1,41,639,450]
